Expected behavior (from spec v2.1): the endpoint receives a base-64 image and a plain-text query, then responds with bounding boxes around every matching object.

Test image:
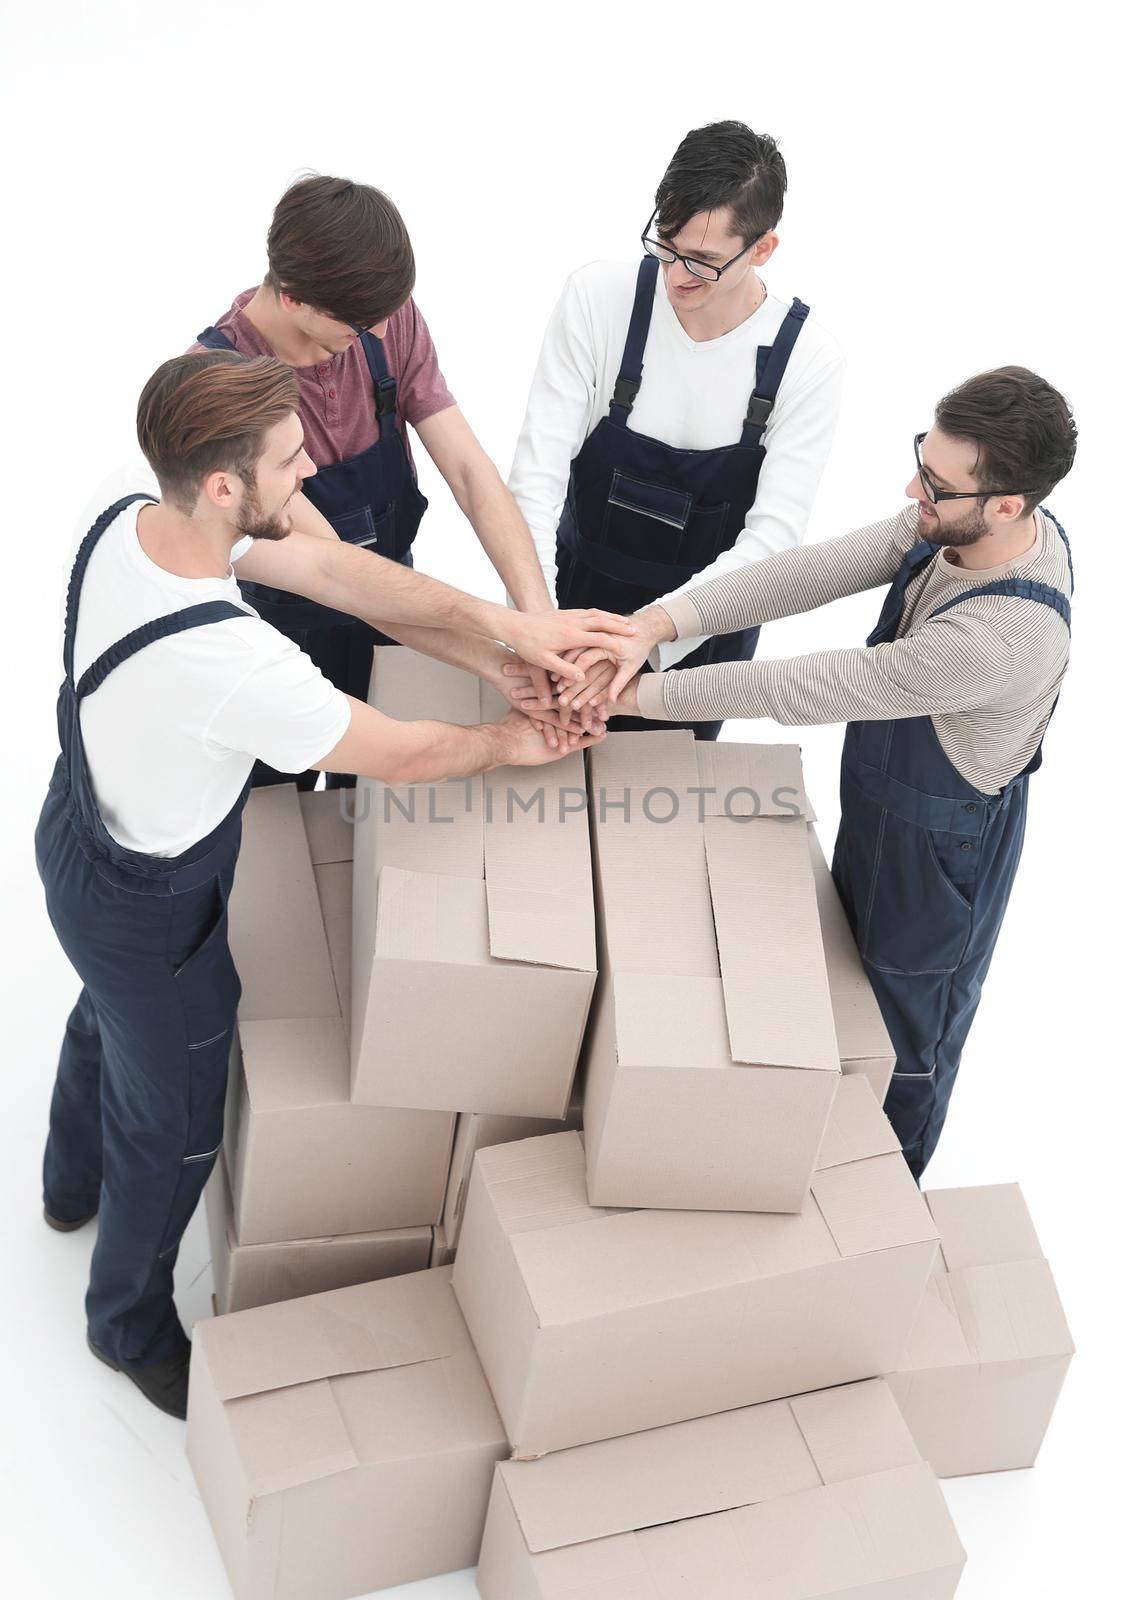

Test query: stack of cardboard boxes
[188,651,1073,1600]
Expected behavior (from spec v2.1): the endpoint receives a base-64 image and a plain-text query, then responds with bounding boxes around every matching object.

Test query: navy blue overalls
[196,322,427,787]
[37,495,250,1368]
[554,254,810,739]
[831,510,1073,1180]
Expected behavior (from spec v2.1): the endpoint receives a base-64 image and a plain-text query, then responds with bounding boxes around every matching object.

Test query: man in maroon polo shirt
[193,173,559,783]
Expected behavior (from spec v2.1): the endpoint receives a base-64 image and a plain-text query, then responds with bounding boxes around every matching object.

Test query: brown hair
[935,366,1077,516]
[136,351,300,514]
[265,174,415,328]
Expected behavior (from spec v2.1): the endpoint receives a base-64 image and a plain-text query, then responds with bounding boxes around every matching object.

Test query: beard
[237,481,293,543]
[921,501,989,549]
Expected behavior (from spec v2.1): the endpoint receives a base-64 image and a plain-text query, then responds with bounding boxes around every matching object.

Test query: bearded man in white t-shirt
[36,349,627,1418]
[508,119,845,739]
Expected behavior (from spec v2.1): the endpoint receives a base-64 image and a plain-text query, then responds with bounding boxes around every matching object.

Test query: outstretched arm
[624,608,1015,727]
[234,532,636,682]
[540,504,924,712]
[415,405,553,613]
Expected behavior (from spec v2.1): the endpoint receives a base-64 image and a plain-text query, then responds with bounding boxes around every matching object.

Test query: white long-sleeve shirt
[507,259,845,667]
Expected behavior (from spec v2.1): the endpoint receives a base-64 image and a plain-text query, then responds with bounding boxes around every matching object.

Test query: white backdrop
[0,3,1123,1596]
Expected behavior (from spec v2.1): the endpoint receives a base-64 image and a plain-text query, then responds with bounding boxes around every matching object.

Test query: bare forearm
[316,702,513,785]
[313,540,512,641]
[384,718,511,784]
[288,491,341,542]
[376,620,506,682]
[456,462,553,611]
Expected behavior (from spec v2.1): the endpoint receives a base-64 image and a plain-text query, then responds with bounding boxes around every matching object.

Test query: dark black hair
[935,367,1077,516]
[655,121,787,247]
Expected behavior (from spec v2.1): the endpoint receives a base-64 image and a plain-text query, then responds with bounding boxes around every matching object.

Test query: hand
[502,656,608,736]
[501,608,638,681]
[488,647,606,748]
[557,604,674,709]
[495,708,606,767]
[607,674,641,718]
[552,656,619,716]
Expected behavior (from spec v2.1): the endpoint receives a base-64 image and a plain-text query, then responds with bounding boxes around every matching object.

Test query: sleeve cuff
[660,594,705,638]
[635,672,670,721]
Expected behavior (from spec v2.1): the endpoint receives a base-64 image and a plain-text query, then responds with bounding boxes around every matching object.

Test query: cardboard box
[807,825,897,1105]
[431,1223,456,1268]
[226,786,454,1244]
[350,649,597,1116]
[477,1378,965,1599]
[443,1097,584,1253]
[453,1075,939,1457]
[887,1183,1074,1477]
[187,1266,508,1600]
[204,1157,431,1314]
[582,733,842,1212]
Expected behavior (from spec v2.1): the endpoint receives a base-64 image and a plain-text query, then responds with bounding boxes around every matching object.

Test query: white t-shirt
[68,478,350,856]
[507,260,845,667]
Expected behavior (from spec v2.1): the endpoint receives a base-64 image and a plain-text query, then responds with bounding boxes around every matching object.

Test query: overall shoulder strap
[740,298,810,448]
[1038,503,1074,594]
[360,331,398,435]
[75,601,253,701]
[195,325,237,351]
[64,494,159,687]
[928,577,1072,631]
[608,257,660,425]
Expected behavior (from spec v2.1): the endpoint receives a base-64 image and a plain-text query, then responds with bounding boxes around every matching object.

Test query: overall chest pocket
[602,471,692,563]
[602,470,732,570]
[332,503,386,549]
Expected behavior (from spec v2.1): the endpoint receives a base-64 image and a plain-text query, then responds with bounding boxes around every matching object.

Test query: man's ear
[201,469,236,512]
[993,494,1028,524]
[754,231,779,268]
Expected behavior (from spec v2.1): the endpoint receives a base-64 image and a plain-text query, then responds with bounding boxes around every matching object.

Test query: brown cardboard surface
[430,1224,456,1268]
[350,649,596,1116]
[582,733,842,1212]
[442,1095,584,1251]
[887,1183,1075,1477]
[453,1077,939,1457]
[228,786,340,1022]
[807,826,898,1104]
[224,784,453,1246]
[188,1267,508,1600]
[477,1379,964,1599]
[299,789,354,865]
[204,1159,431,1313]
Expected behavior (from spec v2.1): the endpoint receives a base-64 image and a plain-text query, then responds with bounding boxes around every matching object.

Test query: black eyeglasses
[914,433,1034,504]
[640,208,762,282]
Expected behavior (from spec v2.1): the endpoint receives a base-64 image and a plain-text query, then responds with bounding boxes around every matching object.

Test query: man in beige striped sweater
[509,367,1076,1177]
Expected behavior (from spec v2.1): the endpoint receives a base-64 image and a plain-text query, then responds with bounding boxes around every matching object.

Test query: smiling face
[906,426,1011,548]
[234,411,317,542]
[657,207,775,321]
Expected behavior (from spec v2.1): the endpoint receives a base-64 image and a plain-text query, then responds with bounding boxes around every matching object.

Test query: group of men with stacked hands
[36,121,1078,1419]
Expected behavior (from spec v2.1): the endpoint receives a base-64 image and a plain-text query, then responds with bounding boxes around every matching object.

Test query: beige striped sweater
[635,503,1072,796]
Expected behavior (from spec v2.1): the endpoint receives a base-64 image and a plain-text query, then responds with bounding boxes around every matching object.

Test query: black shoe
[87,1335,190,1420]
[44,1205,98,1232]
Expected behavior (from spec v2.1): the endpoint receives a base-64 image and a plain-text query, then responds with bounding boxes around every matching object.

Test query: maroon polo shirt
[191,289,456,472]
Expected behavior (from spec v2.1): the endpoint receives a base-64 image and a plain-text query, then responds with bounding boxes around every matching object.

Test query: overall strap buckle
[611,376,641,413]
[744,394,774,428]
[375,375,398,419]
